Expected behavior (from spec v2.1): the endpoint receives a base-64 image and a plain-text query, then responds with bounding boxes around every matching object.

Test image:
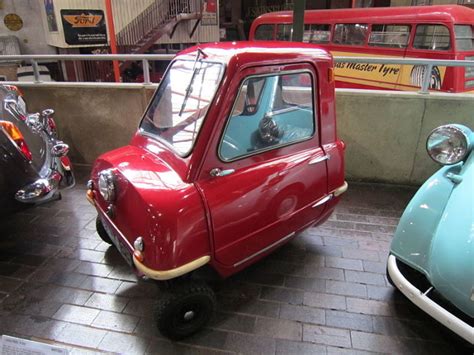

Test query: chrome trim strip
[309,155,329,165]
[312,194,332,208]
[387,255,474,344]
[233,232,296,267]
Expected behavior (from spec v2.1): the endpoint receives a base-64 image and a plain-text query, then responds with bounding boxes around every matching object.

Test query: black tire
[96,216,113,245]
[155,282,216,340]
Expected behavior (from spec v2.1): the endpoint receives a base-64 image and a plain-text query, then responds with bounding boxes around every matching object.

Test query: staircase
[117,0,203,55]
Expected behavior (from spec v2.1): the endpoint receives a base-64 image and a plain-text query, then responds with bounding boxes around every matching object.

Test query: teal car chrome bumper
[387,255,473,344]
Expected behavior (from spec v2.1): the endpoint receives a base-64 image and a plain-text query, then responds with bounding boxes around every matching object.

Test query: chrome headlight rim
[426,124,470,166]
[98,169,116,202]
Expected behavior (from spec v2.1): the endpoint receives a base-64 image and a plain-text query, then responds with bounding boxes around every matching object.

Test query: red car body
[88,41,346,281]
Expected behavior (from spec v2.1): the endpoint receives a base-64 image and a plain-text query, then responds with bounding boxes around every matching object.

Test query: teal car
[387,124,473,344]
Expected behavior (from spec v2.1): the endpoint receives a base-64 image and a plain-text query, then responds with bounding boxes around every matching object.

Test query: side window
[220,72,315,162]
[303,24,331,44]
[369,25,411,48]
[255,24,275,40]
[277,24,293,41]
[413,24,450,50]
[333,24,369,45]
[455,25,474,51]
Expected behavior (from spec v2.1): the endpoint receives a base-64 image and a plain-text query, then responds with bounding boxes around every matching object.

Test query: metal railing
[1,54,175,85]
[2,54,474,93]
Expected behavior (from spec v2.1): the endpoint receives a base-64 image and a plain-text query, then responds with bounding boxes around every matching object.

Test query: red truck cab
[87,41,346,339]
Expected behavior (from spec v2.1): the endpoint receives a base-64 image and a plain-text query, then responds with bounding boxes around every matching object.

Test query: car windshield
[140,58,224,156]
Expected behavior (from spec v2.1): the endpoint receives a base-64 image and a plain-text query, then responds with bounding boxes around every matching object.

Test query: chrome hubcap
[183,310,195,321]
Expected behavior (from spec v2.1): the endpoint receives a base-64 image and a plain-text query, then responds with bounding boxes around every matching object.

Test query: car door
[197,64,329,267]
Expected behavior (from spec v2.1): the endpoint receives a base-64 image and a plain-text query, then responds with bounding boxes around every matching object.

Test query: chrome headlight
[426,125,472,165]
[98,169,116,202]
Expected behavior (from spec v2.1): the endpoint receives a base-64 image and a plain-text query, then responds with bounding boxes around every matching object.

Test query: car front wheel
[155,281,216,340]
[96,216,113,245]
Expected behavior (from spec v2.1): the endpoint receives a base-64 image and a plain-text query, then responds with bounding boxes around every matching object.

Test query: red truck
[87,41,347,339]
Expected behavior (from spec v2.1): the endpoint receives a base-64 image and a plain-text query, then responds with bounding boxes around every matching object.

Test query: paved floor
[0,167,471,354]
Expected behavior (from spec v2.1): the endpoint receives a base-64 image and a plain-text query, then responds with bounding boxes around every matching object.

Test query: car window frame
[217,69,317,163]
[138,58,226,158]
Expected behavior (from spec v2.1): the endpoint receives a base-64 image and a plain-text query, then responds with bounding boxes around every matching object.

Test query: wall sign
[202,0,217,26]
[4,13,23,31]
[61,9,107,45]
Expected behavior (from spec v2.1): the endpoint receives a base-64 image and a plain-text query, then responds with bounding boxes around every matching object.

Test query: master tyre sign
[61,9,107,46]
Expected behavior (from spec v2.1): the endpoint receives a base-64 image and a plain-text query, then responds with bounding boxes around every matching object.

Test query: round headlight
[426,125,469,165]
[98,169,116,202]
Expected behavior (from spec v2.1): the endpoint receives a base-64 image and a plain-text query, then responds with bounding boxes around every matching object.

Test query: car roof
[177,41,332,67]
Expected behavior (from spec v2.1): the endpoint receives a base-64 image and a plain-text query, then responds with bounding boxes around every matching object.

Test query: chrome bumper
[387,255,474,344]
[15,142,75,203]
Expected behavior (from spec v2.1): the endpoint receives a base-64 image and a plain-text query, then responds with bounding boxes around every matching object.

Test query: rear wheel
[96,216,112,245]
[155,281,216,340]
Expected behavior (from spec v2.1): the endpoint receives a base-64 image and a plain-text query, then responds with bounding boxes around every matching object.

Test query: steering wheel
[258,115,282,145]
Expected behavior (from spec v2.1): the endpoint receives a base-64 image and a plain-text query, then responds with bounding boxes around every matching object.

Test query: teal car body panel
[390,125,474,319]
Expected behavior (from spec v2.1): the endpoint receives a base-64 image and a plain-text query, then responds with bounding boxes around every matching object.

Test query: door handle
[210,168,235,177]
[309,155,329,165]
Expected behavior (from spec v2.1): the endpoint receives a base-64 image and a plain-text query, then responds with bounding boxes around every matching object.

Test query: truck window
[303,24,331,44]
[413,25,450,50]
[369,25,410,48]
[455,25,474,51]
[220,72,315,162]
[255,24,275,40]
[141,59,224,156]
[333,24,369,45]
[277,24,293,41]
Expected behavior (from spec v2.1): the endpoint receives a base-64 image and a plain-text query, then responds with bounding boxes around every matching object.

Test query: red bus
[249,5,474,92]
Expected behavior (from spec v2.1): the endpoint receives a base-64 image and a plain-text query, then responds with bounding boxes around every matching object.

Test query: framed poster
[202,0,217,26]
[61,9,107,45]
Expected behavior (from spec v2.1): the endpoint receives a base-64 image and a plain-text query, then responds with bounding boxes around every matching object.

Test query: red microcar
[87,41,347,339]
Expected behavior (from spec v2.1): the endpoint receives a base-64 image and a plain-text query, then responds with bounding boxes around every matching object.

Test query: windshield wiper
[179,48,207,116]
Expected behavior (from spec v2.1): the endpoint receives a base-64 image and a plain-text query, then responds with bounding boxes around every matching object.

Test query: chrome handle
[309,155,329,165]
[210,168,235,177]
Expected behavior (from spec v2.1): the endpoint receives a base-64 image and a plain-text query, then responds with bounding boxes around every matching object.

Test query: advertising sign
[332,51,446,91]
[61,9,107,45]
[202,0,217,26]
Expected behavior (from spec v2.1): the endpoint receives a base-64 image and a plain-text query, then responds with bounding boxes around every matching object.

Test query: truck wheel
[155,282,216,340]
[96,216,113,245]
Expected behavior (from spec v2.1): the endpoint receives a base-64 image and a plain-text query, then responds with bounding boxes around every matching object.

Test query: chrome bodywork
[0,85,75,206]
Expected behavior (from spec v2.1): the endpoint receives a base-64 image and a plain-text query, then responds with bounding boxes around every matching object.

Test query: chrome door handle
[210,168,235,177]
[309,155,329,165]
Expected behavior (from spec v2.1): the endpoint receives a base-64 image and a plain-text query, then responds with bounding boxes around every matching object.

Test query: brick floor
[0,167,471,354]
